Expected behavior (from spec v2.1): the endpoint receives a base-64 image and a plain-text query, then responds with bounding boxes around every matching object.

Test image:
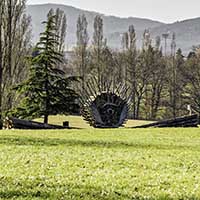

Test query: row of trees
[0,0,31,119]
[73,14,200,120]
[0,2,79,124]
[1,2,200,122]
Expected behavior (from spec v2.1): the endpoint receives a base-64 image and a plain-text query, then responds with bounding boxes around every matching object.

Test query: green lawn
[34,115,154,129]
[0,128,200,199]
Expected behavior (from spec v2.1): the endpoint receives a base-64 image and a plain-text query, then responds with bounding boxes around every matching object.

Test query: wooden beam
[133,114,199,128]
[4,117,69,130]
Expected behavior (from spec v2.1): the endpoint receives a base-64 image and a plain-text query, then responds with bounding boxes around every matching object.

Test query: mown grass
[0,128,200,199]
[34,115,153,129]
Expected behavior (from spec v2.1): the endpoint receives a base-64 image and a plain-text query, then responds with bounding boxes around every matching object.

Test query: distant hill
[150,18,200,54]
[27,4,200,54]
[26,4,164,49]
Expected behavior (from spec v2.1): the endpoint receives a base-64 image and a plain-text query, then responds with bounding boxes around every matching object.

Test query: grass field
[0,126,200,199]
[35,115,154,129]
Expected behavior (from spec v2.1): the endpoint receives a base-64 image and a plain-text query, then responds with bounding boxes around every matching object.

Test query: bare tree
[92,15,104,86]
[47,8,67,54]
[122,25,138,118]
[162,32,170,56]
[1,0,32,112]
[148,49,166,119]
[0,0,5,118]
[75,14,89,90]
[168,48,185,118]
[182,51,200,115]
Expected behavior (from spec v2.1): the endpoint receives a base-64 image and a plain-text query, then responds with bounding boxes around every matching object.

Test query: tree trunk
[133,114,198,128]
[136,96,142,119]
[132,69,136,119]
[44,114,48,124]
[7,0,12,110]
[5,117,69,129]
[81,48,85,91]
[0,16,2,120]
[0,1,4,121]
[97,47,101,87]
[44,65,49,124]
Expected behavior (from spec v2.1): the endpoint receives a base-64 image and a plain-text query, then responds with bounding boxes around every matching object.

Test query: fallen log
[133,114,199,128]
[4,117,69,130]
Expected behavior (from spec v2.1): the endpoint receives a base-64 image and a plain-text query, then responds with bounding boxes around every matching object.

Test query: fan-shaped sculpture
[79,78,131,128]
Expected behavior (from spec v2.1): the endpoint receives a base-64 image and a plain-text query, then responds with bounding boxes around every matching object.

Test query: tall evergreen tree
[11,16,78,124]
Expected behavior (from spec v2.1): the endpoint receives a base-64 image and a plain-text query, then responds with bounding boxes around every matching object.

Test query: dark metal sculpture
[79,77,131,128]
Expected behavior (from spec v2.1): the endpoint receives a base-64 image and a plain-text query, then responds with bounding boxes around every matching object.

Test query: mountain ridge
[27,3,165,24]
[27,3,200,53]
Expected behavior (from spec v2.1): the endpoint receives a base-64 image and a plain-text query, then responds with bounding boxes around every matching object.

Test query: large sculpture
[79,78,131,128]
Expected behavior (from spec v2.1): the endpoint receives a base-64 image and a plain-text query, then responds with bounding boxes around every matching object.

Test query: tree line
[0,1,200,122]
[73,14,200,120]
[0,0,31,119]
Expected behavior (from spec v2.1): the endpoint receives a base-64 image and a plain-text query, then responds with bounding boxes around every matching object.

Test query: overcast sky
[27,0,200,23]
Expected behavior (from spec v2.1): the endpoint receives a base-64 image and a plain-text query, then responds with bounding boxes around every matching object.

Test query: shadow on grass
[0,136,199,151]
[0,190,50,199]
[0,177,131,199]
[0,187,199,200]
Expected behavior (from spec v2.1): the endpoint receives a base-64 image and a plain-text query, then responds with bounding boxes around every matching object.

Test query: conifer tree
[11,16,78,124]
